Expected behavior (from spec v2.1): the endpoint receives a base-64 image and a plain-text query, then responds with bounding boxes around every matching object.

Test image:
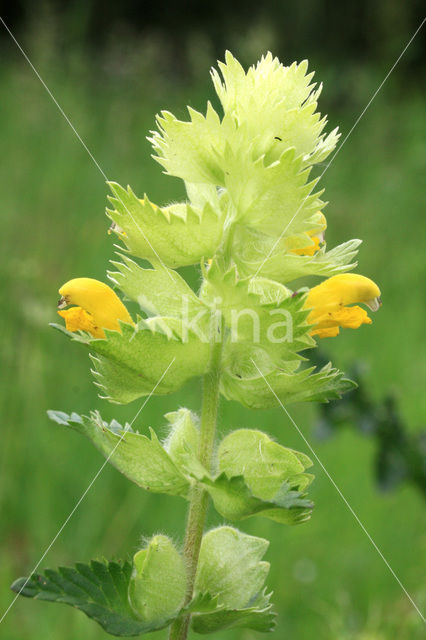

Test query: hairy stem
[168,324,224,640]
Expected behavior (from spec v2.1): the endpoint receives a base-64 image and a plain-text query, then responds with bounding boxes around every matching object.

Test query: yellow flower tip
[57,277,133,337]
[305,273,381,339]
[292,211,327,256]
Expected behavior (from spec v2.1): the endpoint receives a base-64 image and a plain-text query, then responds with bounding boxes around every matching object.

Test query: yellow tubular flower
[305,273,381,338]
[57,277,133,339]
[293,212,327,256]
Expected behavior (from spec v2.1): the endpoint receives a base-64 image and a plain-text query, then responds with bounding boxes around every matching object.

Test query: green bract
[18,51,373,638]
[107,182,224,268]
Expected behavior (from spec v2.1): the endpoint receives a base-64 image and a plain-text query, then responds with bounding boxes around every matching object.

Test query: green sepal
[107,182,223,267]
[108,254,206,319]
[10,560,175,637]
[128,535,186,623]
[48,410,190,498]
[221,359,357,409]
[192,527,276,633]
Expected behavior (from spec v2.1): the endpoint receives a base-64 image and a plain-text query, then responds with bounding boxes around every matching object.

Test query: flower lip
[57,296,68,309]
[365,296,382,312]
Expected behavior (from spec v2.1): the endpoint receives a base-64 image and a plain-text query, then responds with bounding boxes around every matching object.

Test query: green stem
[168,324,224,640]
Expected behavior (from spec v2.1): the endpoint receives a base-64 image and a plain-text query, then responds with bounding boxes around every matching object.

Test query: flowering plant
[12,52,380,639]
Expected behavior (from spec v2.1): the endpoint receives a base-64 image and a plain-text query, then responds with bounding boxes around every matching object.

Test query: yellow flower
[305,273,381,338]
[57,277,133,339]
[292,212,327,256]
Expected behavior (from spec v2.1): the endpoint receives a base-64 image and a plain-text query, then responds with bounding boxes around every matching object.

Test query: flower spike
[57,277,133,339]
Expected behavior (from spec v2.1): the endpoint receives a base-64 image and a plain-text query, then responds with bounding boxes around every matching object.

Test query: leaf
[108,254,206,319]
[48,410,190,497]
[53,309,210,405]
[88,319,210,404]
[89,354,160,405]
[107,182,223,267]
[11,560,175,636]
[221,358,357,409]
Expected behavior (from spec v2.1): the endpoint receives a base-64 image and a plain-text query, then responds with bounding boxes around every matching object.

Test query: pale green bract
[106,182,224,268]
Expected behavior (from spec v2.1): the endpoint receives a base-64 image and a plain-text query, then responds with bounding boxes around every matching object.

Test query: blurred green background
[1,2,425,639]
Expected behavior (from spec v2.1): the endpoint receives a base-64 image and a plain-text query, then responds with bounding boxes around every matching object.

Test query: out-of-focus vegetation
[313,353,426,497]
[0,4,425,639]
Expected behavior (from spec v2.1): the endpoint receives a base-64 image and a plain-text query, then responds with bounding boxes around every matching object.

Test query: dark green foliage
[10,561,175,636]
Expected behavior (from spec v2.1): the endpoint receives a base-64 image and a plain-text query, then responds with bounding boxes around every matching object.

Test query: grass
[0,46,425,640]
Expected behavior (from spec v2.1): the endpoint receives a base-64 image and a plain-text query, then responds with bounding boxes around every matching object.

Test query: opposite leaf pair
[12,527,275,636]
[48,409,314,525]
